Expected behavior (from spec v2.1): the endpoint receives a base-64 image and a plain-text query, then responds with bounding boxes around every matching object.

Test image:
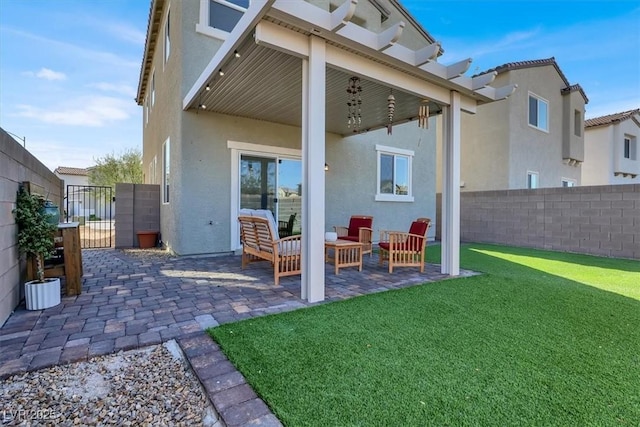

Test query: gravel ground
[1,341,219,426]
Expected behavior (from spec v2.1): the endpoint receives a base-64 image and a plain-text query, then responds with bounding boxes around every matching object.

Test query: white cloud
[88,82,136,97]
[35,68,67,81]
[15,96,134,127]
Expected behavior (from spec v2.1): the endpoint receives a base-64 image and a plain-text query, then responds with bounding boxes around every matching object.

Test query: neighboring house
[54,166,115,221]
[582,109,640,185]
[135,0,514,301]
[442,58,588,191]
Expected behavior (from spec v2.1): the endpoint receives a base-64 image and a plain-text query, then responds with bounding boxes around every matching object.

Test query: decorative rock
[0,342,219,426]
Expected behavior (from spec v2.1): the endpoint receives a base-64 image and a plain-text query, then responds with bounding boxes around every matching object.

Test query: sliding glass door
[239,154,301,234]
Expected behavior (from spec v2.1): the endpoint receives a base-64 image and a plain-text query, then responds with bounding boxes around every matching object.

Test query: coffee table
[324,239,363,274]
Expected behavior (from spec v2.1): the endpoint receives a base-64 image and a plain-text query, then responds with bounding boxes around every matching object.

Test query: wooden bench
[238,215,301,286]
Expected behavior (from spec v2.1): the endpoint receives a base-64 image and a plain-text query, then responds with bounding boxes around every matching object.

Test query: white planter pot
[25,278,61,310]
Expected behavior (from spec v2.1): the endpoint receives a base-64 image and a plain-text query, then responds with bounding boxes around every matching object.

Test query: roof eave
[136,0,165,105]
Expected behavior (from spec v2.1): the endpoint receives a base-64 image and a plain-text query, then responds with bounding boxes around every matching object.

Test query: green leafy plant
[13,188,57,282]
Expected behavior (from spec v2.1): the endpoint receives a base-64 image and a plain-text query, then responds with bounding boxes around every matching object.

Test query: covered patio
[181,0,515,303]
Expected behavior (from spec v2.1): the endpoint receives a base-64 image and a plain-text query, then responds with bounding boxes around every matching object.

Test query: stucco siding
[583,119,640,185]
[583,126,614,185]
[506,66,582,189]
[174,112,303,255]
[326,119,437,241]
[459,83,511,192]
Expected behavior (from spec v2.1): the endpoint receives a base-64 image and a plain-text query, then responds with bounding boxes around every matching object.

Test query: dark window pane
[529,96,537,126]
[210,1,244,32]
[624,138,630,158]
[380,154,394,194]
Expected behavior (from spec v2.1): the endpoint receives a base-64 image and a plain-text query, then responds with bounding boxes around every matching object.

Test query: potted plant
[13,188,60,310]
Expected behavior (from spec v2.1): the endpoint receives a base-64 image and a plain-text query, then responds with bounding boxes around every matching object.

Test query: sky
[0,0,638,171]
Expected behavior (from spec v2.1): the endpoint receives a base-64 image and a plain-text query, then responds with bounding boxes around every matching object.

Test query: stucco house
[582,108,640,185]
[441,58,588,191]
[135,0,515,302]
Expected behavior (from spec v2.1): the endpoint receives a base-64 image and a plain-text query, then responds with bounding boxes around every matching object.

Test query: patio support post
[441,90,461,276]
[301,35,326,302]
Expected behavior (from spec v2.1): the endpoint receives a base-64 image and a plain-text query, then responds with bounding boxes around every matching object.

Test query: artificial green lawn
[209,244,640,426]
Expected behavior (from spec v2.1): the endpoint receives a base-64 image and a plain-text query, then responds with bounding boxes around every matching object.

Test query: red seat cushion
[340,235,360,242]
[380,240,423,252]
[348,217,372,237]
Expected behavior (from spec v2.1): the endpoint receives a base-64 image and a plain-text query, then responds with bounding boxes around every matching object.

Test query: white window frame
[375,144,414,202]
[151,70,155,108]
[561,178,576,187]
[528,92,549,132]
[196,0,248,40]
[144,96,149,126]
[163,8,170,66]
[162,138,170,204]
[527,171,539,189]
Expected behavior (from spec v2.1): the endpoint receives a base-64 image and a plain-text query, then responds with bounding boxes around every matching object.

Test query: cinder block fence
[437,184,640,260]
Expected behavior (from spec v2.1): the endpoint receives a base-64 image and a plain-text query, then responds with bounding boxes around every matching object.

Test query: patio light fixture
[218,69,224,76]
[234,50,241,58]
[324,163,329,171]
[205,84,211,91]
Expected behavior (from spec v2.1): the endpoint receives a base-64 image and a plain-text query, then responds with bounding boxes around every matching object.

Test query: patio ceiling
[195,37,441,136]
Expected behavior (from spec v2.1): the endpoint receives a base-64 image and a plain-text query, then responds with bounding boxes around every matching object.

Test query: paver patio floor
[0,247,470,425]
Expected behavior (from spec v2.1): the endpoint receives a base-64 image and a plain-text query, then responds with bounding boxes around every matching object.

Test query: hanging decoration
[387,90,395,135]
[418,101,429,129]
[346,77,363,132]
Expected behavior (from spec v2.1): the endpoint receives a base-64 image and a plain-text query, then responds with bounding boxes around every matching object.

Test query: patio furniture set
[238,210,431,285]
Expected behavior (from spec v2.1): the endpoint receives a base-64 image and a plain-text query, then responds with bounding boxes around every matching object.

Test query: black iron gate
[65,185,115,248]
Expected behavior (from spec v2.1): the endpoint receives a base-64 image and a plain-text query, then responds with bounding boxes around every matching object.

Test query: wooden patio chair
[333,215,373,256]
[238,214,301,286]
[378,218,431,273]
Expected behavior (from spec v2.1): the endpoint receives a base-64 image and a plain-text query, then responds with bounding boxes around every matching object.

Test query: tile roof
[585,108,640,128]
[54,166,89,176]
[475,57,589,104]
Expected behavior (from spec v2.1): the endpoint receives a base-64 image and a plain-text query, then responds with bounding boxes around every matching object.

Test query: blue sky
[1,0,638,170]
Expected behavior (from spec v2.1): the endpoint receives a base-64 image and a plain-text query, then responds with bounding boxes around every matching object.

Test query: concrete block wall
[1,128,63,326]
[115,183,160,248]
[437,184,640,259]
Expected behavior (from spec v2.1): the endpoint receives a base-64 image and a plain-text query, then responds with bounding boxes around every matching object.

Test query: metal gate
[65,185,115,248]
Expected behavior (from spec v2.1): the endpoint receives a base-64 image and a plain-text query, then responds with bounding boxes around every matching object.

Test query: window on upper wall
[144,96,149,126]
[574,110,581,136]
[164,9,170,65]
[624,138,631,159]
[562,178,576,187]
[151,71,155,107]
[528,93,548,132]
[163,139,170,203]
[375,145,414,202]
[197,0,248,39]
[527,171,539,189]
[623,135,637,160]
